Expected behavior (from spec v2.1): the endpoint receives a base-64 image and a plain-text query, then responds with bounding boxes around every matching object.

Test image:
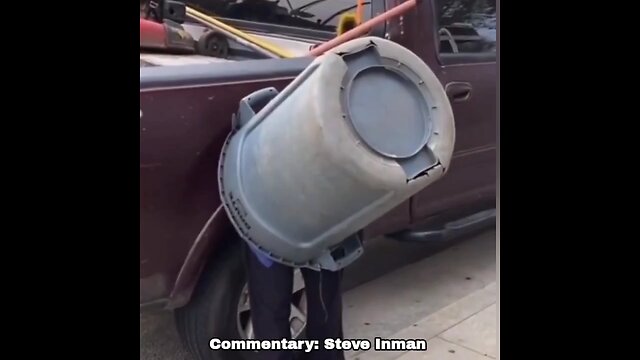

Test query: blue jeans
[245,246,345,360]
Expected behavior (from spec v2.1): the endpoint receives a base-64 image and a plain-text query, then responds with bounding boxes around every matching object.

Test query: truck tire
[175,239,308,360]
[175,239,248,360]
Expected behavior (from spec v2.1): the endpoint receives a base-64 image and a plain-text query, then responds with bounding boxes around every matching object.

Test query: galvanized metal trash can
[219,37,455,271]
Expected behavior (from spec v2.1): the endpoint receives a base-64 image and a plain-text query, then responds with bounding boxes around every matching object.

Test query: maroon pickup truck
[140,1,495,359]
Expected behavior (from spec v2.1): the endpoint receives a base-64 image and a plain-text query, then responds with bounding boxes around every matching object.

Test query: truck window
[186,1,372,37]
[435,0,496,60]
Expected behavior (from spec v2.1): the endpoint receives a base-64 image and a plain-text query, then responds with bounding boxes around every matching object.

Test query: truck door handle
[445,82,472,103]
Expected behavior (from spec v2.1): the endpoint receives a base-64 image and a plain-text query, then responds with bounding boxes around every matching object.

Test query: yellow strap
[185,7,294,59]
[337,13,358,36]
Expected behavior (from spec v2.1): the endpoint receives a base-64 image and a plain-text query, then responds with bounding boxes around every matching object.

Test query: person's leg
[301,268,345,360]
[245,247,295,360]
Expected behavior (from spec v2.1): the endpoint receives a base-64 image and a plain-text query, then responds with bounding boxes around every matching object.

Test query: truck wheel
[196,31,230,59]
[175,239,308,360]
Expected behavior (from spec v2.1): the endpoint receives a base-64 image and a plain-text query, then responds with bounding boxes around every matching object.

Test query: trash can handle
[234,87,280,129]
[311,234,364,272]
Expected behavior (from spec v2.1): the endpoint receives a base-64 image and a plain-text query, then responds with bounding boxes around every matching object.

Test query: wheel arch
[167,204,237,309]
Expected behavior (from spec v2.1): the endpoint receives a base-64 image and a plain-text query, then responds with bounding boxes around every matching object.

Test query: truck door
[410,0,497,222]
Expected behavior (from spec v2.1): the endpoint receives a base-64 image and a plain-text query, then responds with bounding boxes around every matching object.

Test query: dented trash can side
[219,37,455,270]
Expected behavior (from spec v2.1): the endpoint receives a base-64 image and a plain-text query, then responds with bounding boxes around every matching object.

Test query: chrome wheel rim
[237,269,307,339]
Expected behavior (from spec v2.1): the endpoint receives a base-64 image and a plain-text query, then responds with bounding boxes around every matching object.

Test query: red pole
[308,0,418,57]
